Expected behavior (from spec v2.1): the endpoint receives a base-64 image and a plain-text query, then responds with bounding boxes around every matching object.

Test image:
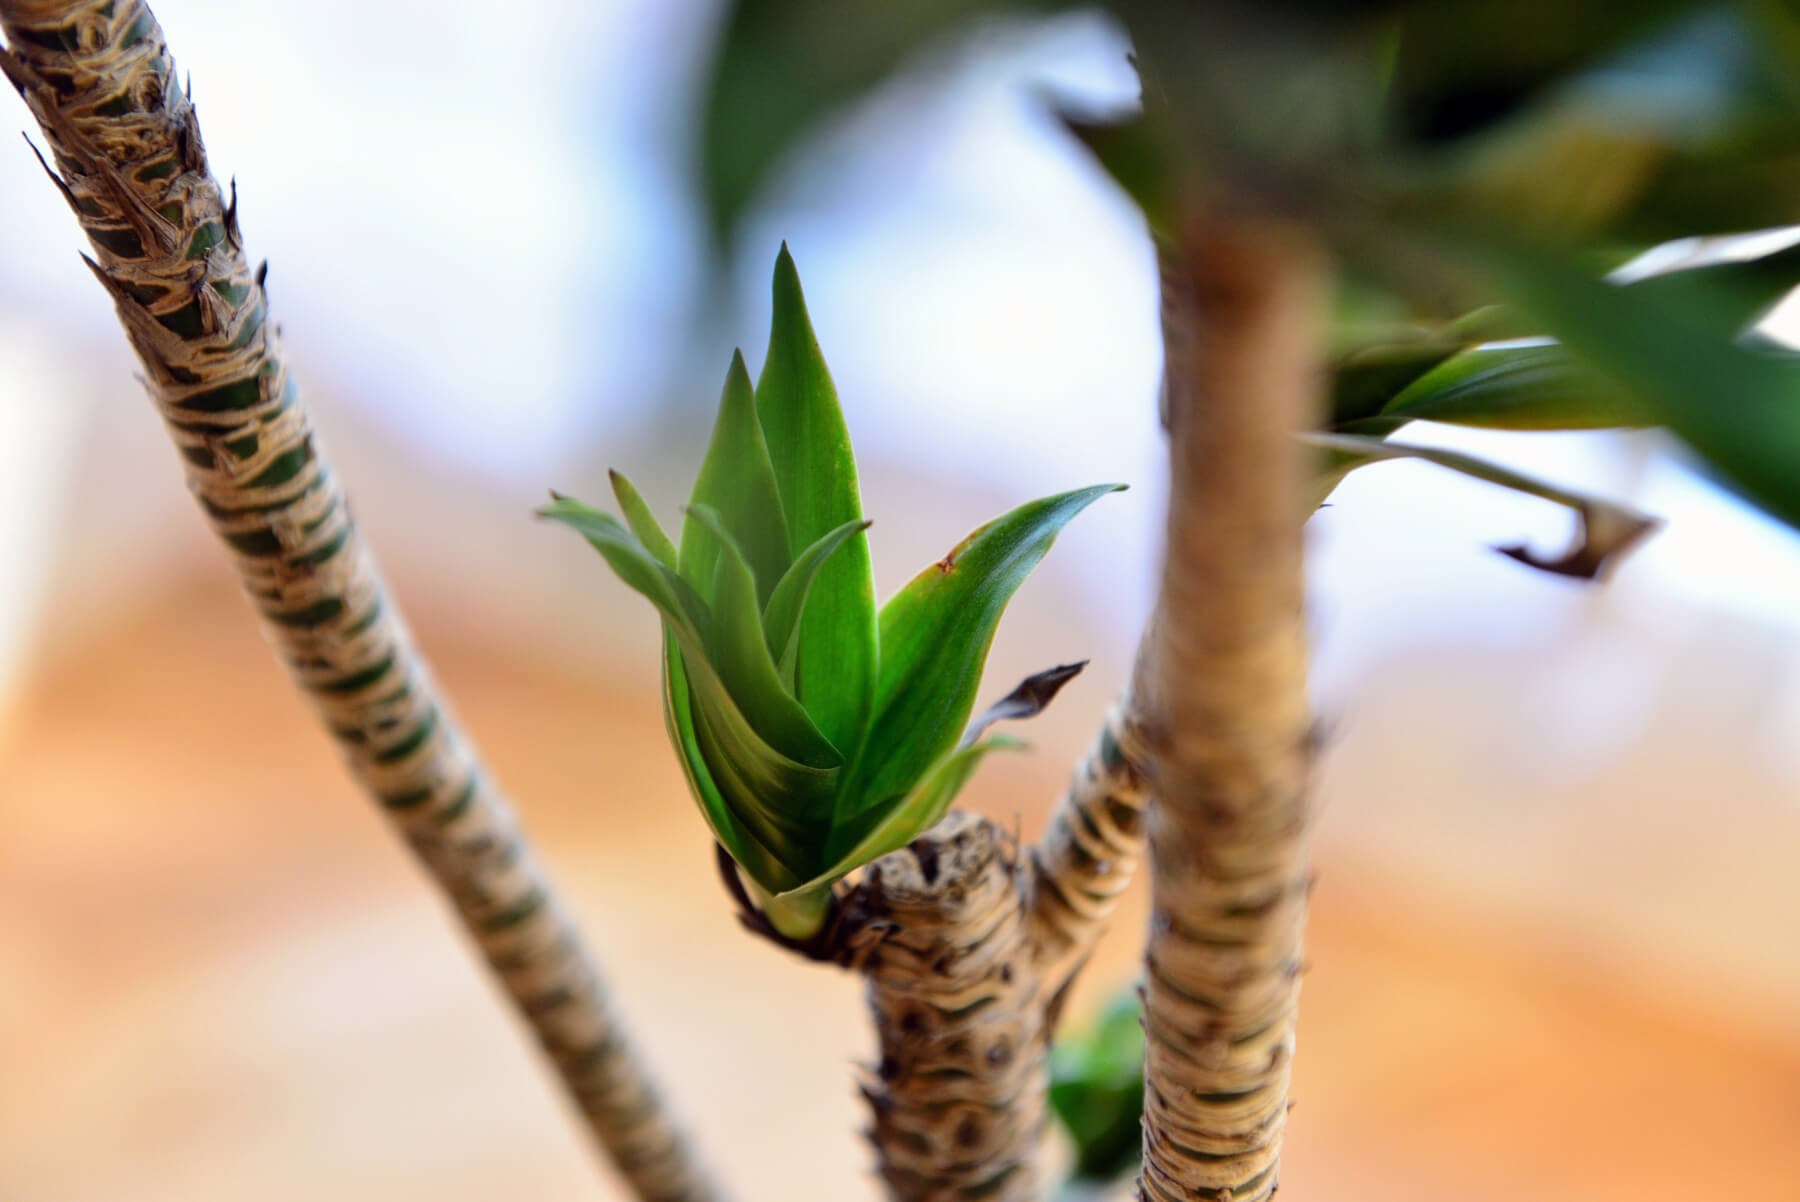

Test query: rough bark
[812,690,1155,1202]
[1135,225,1324,1202]
[856,814,1050,1202]
[1028,687,1153,985]
[0,5,720,1199]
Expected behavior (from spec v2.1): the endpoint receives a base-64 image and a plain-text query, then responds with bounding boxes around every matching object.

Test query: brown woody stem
[1136,223,1324,1202]
[0,5,721,1200]
[855,814,1052,1202]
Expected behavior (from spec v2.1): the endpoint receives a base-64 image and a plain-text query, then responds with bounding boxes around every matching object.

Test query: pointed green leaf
[1359,339,1648,433]
[762,516,873,685]
[1305,433,1661,579]
[1471,236,1800,531]
[682,350,791,607]
[687,673,831,871]
[543,495,836,872]
[610,470,678,571]
[662,634,799,892]
[684,504,841,770]
[844,483,1122,819]
[755,247,878,754]
[538,497,706,633]
[806,736,1022,889]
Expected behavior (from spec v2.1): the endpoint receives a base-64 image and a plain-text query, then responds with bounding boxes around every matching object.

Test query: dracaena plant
[543,248,1120,939]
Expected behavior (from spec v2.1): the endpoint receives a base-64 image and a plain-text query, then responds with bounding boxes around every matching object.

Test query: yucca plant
[542,247,1120,940]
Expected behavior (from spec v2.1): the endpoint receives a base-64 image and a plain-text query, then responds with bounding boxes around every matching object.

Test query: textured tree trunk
[1135,224,1325,1202]
[0,5,720,1200]
[835,691,1155,1202]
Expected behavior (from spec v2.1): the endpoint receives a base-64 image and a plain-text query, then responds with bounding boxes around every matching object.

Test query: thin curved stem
[0,5,723,1199]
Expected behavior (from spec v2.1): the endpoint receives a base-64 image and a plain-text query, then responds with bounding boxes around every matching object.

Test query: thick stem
[855,814,1053,1202]
[1136,223,1324,1202]
[0,6,721,1200]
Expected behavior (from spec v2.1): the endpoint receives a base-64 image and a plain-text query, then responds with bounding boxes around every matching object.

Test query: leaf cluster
[544,249,1120,937]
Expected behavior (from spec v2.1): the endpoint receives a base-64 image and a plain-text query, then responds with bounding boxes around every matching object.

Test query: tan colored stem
[1135,224,1324,1202]
[846,689,1155,1202]
[855,814,1051,1202]
[1027,691,1153,982]
[0,5,720,1199]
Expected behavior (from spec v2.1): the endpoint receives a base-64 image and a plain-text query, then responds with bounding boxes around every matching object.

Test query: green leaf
[699,0,1071,241]
[806,736,1022,888]
[609,470,678,571]
[1050,988,1146,1184]
[683,504,841,770]
[543,495,836,875]
[1358,339,1647,433]
[1305,433,1661,578]
[662,634,799,892]
[754,246,879,753]
[1471,236,1800,531]
[538,497,706,633]
[682,350,791,608]
[762,516,874,685]
[844,483,1122,820]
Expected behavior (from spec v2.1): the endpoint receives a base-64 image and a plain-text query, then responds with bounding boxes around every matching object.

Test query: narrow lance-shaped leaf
[1469,235,1800,531]
[762,516,873,684]
[842,483,1123,820]
[1304,433,1661,579]
[610,469,679,571]
[662,632,800,893]
[805,736,1022,891]
[755,246,879,754]
[541,496,834,873]
[683,504,841,770]
[682,350,791,607]
[1345,338,1648,435]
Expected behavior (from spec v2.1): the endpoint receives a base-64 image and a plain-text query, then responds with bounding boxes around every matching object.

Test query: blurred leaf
[1381,6,1800,243]
[960,660,1086,748]
[844,484,1124,822]
[763,517,873,686]
[755,247,879,753]
[1049,988,1146,1183]
[683,351,791,608]
[1472,236,1800,531]
[701,0,1071,240]
[1357,339,1647,432]
[1305,433,1661,577]
[1058,107,1178,238]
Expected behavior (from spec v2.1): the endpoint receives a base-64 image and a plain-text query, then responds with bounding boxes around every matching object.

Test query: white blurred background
[2,3,1797,1200]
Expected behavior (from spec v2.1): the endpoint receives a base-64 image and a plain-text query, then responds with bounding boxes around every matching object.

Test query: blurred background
[2,2,1797,1199]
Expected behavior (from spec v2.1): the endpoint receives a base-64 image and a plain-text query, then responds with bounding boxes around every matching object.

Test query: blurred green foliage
[699,0,1800,541]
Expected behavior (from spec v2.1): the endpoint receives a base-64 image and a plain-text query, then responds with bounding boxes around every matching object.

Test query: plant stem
[0,5,721,1199]
[1136,222,1325,1202]
[1027,691,1153,984]
[855,814,1050,1202]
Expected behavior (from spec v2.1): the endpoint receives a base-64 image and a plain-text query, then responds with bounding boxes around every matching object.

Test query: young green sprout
[543,247,1121,939]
